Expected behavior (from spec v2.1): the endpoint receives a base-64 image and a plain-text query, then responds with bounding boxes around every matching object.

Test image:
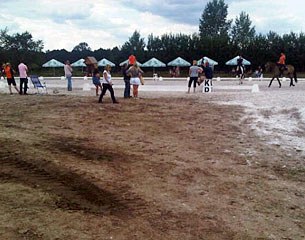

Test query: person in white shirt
[98,65,119,104]
[18,61,28,95]
[64,60,73,91]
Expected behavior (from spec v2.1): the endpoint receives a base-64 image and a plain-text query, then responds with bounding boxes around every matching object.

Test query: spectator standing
[64,60,73,91]
[204,61,213,81]
[127,63,144,98]
[4,63,19,94]
[98,65,119,104]
[122,63,131,98]
[92,66,102,96]
[188,60,202,93]
[175,66,180,77]
[18,61,28,95]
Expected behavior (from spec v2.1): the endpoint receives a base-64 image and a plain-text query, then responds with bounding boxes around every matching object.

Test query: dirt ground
[0,91,304,240]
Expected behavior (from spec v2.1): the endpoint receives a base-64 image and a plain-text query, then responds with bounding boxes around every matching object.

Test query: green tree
[199,0,231,39]
[72,42,91,52]
[295,33,305,71]
[0,28,43,52]
[282,32,299,67]
[0,28,44,68]
[266,31,283,61]
[246,34,269,67]
[121,30,146,61]
[231,11,256,51]
[198,0,232,65]
[147,34,163,53]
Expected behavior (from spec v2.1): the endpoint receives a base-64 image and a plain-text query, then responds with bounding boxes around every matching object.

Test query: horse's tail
[294,69,298,83]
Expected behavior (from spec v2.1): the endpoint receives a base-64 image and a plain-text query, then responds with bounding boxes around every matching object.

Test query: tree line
[1,0,305,73]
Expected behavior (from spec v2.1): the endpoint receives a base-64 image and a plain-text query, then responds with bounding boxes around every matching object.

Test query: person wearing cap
[128,55,136,65]
[4,63,19,95]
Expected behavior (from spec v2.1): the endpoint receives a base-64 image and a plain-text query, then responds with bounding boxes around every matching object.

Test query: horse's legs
[277,77,281,88]
[289,77,295,87]
[239,73,245,85]
[268,78,274,87]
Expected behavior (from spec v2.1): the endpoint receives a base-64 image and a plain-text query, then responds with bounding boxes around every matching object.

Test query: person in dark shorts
[188,60,203,93]
[4,63,19,94]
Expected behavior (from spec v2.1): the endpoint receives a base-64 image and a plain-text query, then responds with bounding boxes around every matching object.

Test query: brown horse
[265,62,297,88]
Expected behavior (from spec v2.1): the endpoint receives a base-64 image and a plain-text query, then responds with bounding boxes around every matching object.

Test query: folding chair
[30,75,47,94]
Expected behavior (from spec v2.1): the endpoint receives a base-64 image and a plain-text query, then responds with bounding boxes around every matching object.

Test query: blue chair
[30,75,47,94]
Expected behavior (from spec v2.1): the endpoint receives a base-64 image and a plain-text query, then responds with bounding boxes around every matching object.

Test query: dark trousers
[188,77,198,88]
[20,78,28,94]
[124,79,131,98]
[99,83,116,103]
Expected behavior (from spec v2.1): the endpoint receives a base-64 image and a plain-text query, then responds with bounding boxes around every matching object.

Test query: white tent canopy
[167,57,191,67]
[71,58,86,67]
[42,59,64,67]
[197,56,218,66]
[98,58,116,67]
[142,57,166,67]
[226,56,251,65]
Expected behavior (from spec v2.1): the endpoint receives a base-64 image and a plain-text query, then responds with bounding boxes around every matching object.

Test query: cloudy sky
[0,0,304,51]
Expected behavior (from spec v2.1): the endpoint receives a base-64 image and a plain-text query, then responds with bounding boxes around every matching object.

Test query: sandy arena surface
[0,77,304,239]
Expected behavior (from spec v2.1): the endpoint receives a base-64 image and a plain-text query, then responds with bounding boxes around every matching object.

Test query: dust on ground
[0,89,304,240]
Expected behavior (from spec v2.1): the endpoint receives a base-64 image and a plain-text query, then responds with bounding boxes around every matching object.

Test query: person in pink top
[18,61,28,95]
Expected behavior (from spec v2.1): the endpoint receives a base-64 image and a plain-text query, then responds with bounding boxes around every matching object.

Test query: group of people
[187,59,214,93]
[1,52,288,98]
[1,61,29,95]
[90,54,144,104]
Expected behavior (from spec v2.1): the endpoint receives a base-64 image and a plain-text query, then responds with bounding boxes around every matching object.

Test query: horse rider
[236,56,244,72]
[277,52,286,77]
[236,55,245,84]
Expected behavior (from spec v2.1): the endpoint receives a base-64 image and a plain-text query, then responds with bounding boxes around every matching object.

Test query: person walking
[18,61,28,95]
[64,60,73,91]
[4,63,19,95]
[92,66,102,96]
[98,65,119,104]
[122,63,131,98]
[127,63,144,98]
[188,60,202,93]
